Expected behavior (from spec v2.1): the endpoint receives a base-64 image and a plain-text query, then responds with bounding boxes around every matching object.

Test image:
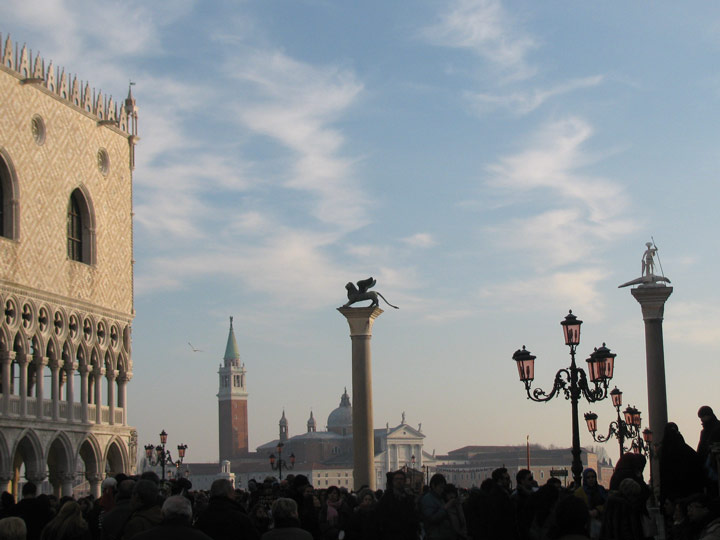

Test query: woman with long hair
[40,501,90,540]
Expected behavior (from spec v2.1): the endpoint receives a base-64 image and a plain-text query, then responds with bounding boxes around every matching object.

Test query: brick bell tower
[218,316,249,460]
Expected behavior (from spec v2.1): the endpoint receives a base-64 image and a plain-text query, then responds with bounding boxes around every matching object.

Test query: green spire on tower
[224,316,240,361]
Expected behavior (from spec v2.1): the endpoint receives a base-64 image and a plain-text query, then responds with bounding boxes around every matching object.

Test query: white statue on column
[619,240,671,288]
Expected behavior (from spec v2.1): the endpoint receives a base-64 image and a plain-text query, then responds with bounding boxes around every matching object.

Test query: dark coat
[13,497,55,540]
[132,518,214,540]
[660,428,705,503]
[377,489,418,540]
[261,527,313,540]
[101,499,134,540]
[261,519,313,540]
[345,505,381,540]
[600,492,644,540]
[121,505,162,540]
[697,416,720,464]
[194,496,259,540]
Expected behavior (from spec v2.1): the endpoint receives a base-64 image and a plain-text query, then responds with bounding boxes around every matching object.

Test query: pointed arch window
[67,188,96,264]
[0,150,19,240]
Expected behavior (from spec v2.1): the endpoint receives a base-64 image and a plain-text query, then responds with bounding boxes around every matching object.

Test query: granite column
[338,306,383,490]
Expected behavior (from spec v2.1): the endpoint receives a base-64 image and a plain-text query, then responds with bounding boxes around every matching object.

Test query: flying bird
[188,342,203,353]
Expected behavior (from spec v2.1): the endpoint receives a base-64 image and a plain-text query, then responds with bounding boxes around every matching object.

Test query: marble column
[0,474,11,496]
[85,472,102,499]
[66,362,76,423]
[1,352,13,415]
[79,364,89,424]
[34,356,47,419]
[17,353,28,417]
[630,284,672,492]
[338,306,383,490]
[117,373,130,426]
[107,370,117,425]
[94,366,104,424]
[60,473,75,498]
[50,358,63,421]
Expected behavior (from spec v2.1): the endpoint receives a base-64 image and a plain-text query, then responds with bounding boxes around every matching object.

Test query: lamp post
[584,387,643,455]
[144,429,188,482]
[512,311,617,488]
[269,442,295,480]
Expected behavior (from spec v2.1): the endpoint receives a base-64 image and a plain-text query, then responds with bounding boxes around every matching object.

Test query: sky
[3,1,720,468]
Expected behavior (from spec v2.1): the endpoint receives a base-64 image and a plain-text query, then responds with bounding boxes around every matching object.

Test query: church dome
[327,388,352,435]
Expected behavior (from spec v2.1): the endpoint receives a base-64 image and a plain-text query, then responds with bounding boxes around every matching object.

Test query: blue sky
[3,1,720,466]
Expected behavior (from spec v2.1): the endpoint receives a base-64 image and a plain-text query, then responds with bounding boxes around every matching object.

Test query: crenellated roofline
[0,33,138,141]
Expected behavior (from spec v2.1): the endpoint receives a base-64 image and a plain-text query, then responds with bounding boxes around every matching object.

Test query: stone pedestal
[338,306,383,490]
[631,285,672,491]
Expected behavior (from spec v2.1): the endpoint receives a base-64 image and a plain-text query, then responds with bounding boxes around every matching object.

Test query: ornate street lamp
[584,386,642,455]
[269,442,295,480]
[512,310,617,488]
[144,430,188,481]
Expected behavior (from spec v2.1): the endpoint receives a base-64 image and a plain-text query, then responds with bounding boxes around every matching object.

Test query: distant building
[182,321,435,490]
[0,34,138,498]
[434,445,599,489]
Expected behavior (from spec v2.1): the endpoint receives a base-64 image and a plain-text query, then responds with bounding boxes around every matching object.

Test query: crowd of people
[0,405,719,540]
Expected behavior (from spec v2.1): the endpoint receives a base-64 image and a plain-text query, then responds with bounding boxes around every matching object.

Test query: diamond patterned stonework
[0,38,137,500]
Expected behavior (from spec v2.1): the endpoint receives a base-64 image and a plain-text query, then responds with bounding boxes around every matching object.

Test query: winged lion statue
[343,277,399,309]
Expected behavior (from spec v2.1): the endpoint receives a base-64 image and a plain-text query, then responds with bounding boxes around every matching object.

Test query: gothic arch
[116,353,128,376]
[104,437,128,475]
[47,431,74,495]
[11,429,44,484]
[77,434,101,477]
[12,331,28,356]
[30,333,44,357]
[104,350,114,373]
[46,337,59,362]
[0,326,10,352]
[0,147,19,240]
[75,342,89,368]
[67,185,96,265]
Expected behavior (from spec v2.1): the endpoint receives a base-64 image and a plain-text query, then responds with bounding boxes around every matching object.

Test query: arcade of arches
[0,290,136,498]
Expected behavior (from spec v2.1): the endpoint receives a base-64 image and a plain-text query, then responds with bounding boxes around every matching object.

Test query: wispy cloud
[423,0,537,80]
[487,117,631,223]
[665,302,720,346]
[466,75,604,115]
[402,233,437,248]
[227,50,367,232]
[480,117,636,307]
[480,269,609,319]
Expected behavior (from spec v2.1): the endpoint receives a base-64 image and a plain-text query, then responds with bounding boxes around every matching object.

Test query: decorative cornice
[1,33,138,139]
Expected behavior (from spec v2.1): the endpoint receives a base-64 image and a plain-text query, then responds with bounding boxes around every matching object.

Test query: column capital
[60,472,76,483]
[92,366,106,377]
[48,357,64,370]
[15,353,29,366]
[117,372,133,383]
[26,472,47,484]
[33,355,49,367]
[78,364,91,375]
[85,472,103,483]
[107,369,118,381]
[337,307,384,336]
[630,285,673,320]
